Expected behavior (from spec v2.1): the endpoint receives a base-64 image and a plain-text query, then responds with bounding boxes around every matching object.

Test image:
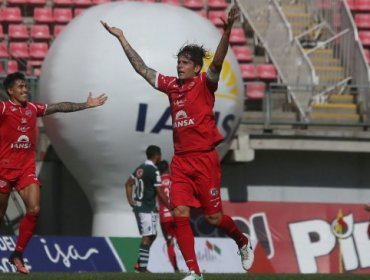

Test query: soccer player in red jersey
[102,7,254,280]
[0,72,107,274]
[157,160,179,272]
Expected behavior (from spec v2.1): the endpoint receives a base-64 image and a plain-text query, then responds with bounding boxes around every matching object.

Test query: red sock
[218,214,248,248]
[174,216,201,275]
[15,213,37,253]
[167,241,178,271]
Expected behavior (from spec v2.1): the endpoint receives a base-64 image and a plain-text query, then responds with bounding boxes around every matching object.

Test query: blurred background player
[124,145,171,273]
[157,160,179,272]
[0,72,107,274]
[102,7,254,280]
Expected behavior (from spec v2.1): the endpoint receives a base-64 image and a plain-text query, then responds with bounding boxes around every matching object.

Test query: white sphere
[39,2,244,236]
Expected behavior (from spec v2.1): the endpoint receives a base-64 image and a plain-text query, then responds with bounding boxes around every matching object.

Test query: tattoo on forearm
[45,102,88,115]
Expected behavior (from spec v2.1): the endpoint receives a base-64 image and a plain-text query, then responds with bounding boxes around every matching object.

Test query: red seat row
[6,24,51,40]
[0,42,49,59]
[347,0,370,11]
[240,63,278,81]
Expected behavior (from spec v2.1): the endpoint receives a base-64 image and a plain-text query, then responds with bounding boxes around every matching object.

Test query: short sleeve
[153,169,162,188]
[155,73,177,95]
[31,102,48,117]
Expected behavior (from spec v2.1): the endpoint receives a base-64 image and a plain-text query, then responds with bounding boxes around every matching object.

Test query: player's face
[8,79,28,105]
[177,55,201,81]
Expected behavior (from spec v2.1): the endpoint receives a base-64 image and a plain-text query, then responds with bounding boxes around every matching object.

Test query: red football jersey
[0,100,47,169]
[156,72,223,154]
[158,173,173,223]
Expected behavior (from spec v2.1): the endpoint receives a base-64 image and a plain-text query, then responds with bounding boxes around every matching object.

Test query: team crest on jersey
[162,178,170,186]
[136,168,144,178]
[210,188,219,197]
[25,110,32,117]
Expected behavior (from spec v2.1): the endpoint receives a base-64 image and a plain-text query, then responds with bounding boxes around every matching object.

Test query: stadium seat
[355,14,370,29]
[52,0,72,6]
[356,0,370,12]
[92,0,112,4]
[34,8,54,24]
[346,0,356,10]
[359,31,370,47]
[6,0,27,5]
[363,48,370,63]
[0,43,9,58]
[207,0,228,10]
[229,27,247,44]
[0,26,4,40]
[256,63,278,81]
[1,7,23,23]
[239,63,258,80]
[27,60,43,76]
[9,42,29,58]
[30,24,51,40]
[74,8,87,17]
[245,82,266,99]
[0,60,18,75]
[72,0,92,6]
[183,0,204,10]
[207,10,227,27]
[196,9,207,18]
[232,46,253,63]
[29,42,48,59]
[8,24,29,41]
[53,25,66,37]
[53,8,73,24]
[160,0,181,5]
[28,0,48,5]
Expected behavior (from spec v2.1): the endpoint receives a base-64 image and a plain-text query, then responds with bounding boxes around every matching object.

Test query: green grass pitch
[0,273,369,280]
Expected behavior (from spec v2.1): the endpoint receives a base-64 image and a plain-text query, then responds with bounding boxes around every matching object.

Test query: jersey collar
[145,159,156,167]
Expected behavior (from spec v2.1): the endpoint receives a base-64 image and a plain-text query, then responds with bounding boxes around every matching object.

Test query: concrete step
[328,94,354,104]
[311,103,357,114]
[310,57,340,67]
[281,4,307,13]
[309,112,361,123]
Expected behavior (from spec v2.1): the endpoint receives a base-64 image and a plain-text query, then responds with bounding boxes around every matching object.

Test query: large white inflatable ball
[39,2,244,236]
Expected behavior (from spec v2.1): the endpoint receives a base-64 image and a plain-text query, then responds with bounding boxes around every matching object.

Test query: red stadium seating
[232,46,253,63]
[207,0,228,10]
[359,31,370,47]
[0,43,9,58]
[52,0,72,6]
[239,63,258,80]
[207,10,227,27]
[229,27,247,44]
[356,0,370,12]
[27,60,43,76]
[29,42,49,59]
[363,48,370,63]
[30,24,51,40]
[183,0,204,10]
[346,0,356,10]
[92,0,112,3]
[53,25,66,37]
[28,0,48,5]
[355,14,370,29]
[196,9,207,18]
[245,83,266,99]
[1,7,23,23]
[0,60,18,75]
[160,0,181,5]
[256,63,277,81]
[33,8,54,23]
[136,0,156,2]
[72,0,92,6]
[74,8,87,17]
[6,0,27,4]
[0,26,4,40]
[53,8,73,24]
[8,24,29,40]
[9,42,29,58]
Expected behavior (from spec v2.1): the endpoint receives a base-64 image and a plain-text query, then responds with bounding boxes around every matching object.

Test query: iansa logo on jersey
[11,135,31,149]
[173,110,195,128]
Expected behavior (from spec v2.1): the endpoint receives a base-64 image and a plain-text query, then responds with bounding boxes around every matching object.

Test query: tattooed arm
[45,93,107,115]
[101,21,157,88]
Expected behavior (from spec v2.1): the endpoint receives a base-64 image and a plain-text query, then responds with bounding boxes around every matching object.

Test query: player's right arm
[101,21,157,88]
[125,176,136,207]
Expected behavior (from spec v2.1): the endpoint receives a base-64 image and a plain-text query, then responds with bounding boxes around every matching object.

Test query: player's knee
[173,206,190,217]
[27,205,40,216]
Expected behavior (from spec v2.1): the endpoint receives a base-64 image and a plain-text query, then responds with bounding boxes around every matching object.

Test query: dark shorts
[0,167,40,194]
[170,149,222,215]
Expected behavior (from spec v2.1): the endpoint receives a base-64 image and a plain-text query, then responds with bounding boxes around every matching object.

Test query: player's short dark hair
[3,72,26,96]
[146,145,161,159]
[157,160,169,175]
[177,44,210,70]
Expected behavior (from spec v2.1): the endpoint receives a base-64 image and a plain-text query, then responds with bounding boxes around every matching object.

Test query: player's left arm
[207,7,238,83]
[156,186,171,210]
[44,93,107,115]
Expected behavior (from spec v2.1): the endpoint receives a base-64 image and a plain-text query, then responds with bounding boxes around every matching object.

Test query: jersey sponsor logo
[21,118,27,124]
[10,106,17,112]
[173,109,195,128]
[11,135,31,149]
[173,99,185,107]
[17,125,30,133]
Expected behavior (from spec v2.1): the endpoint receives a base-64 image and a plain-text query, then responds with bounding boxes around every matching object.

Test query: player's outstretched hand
[100,20,124,38]
[86,92,108,108]
[221,7,239,32]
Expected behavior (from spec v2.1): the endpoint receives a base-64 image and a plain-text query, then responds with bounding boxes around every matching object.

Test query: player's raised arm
[100,21,157,88]
[44,92,107,115]
[207,7,238,82]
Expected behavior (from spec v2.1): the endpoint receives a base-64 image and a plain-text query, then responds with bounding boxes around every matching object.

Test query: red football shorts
[170,149,222,215]
[0,167,40,194]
